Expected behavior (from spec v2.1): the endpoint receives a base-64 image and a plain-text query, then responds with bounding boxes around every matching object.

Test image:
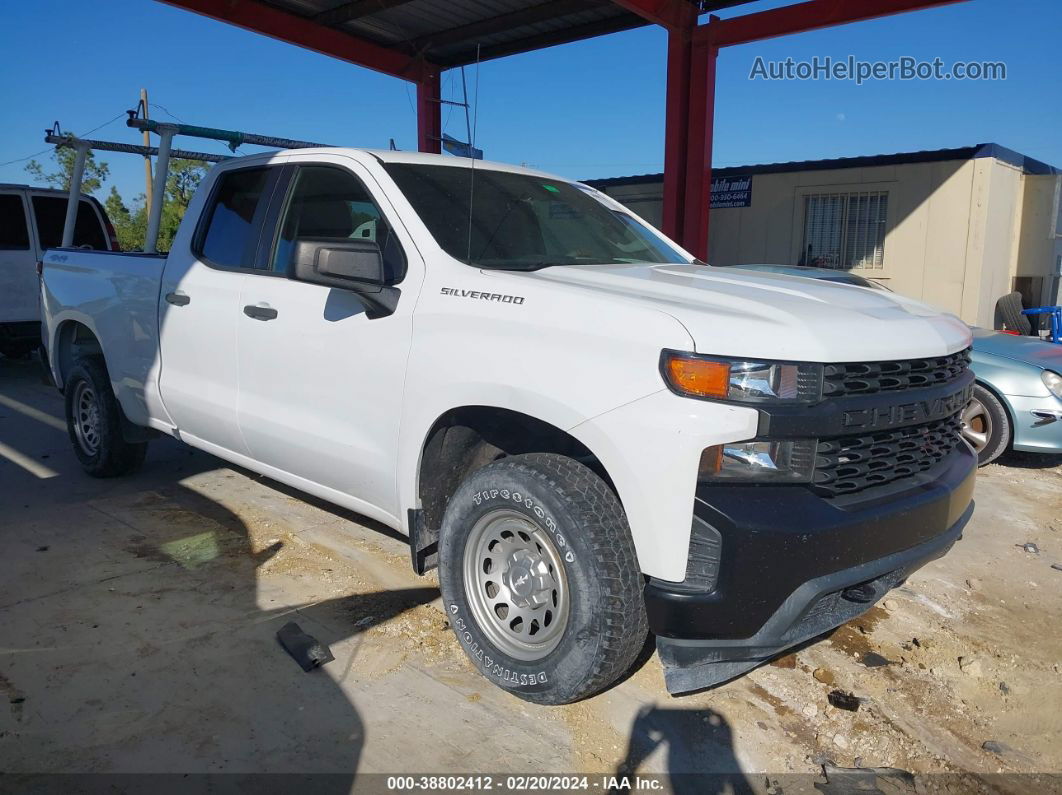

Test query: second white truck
[40,148,976,703]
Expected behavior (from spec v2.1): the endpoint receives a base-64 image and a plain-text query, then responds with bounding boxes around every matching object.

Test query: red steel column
[417,69,442,154]
[661,28,692,242]
[682,34,718,260]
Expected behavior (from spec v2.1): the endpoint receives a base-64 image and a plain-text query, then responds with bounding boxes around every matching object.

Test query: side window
[0,194,30,249]
[31,196,108,250]
[198,167,272,269]
[272,166,406,282]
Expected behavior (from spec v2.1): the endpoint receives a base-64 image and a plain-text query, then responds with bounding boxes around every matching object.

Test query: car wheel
[962,384,1010,466]
[64,357,148,477]
[438,453,647,705]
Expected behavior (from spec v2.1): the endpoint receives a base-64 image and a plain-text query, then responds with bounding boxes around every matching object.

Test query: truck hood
[523,262,971,362]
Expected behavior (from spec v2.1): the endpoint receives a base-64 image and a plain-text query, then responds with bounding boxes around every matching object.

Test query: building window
[800,191,887,269]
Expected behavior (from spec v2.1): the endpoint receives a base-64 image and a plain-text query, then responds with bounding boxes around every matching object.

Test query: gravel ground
[1,354,1060,792]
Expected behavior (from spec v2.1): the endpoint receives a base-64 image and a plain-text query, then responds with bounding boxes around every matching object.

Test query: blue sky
[1,0,1059,204]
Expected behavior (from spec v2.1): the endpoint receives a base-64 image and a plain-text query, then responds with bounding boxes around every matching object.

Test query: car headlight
[698,440,817,483]
[1043,370,1062,399]
[660,350,821,403]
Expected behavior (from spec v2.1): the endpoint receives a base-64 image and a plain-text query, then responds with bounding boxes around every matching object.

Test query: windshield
[383,163,689,270]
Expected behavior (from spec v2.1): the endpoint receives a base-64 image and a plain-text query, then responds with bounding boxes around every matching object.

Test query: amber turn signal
[662,354,731,399]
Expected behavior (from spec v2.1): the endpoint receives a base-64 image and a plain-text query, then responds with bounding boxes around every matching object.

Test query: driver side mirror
[290,237,400,318]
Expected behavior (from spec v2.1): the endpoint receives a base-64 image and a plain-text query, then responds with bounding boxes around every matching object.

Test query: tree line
[26,144,207,252]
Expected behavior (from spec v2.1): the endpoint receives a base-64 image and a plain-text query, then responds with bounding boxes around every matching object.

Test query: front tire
[438,453,647,705]
[962,384,1010,466]
[64,357,147,477]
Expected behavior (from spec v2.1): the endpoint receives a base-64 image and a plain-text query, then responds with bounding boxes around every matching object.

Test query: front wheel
[64,357,147,477]
[438,453,647,705]
[962,384,1010,466]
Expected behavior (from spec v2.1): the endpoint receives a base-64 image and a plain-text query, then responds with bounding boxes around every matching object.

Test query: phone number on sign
[386,776,596,791]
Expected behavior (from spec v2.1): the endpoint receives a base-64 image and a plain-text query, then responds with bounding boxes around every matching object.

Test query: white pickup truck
[41,148,976,703]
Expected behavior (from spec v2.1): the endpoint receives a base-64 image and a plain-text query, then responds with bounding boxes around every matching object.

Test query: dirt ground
[1,354,1060,792]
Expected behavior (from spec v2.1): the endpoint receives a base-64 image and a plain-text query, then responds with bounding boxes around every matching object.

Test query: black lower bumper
[649,444,976,694]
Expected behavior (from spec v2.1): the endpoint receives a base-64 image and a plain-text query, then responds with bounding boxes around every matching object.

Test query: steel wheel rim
[961,397,991,452]
[72,381,101,456]
[462,509,570,661]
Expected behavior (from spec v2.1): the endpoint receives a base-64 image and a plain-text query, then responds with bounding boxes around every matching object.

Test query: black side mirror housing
[290,238,400,318]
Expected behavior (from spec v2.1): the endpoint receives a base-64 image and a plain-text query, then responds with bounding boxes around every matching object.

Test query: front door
[158,164,282,456]
[235,157,418,521]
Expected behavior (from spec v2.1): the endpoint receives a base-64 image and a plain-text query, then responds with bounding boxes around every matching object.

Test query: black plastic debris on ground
[276,621,335,672]
[827,690,861,712]
[982,740,1009,756]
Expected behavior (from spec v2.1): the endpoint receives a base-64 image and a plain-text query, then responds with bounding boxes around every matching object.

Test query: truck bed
[41,248,167,427]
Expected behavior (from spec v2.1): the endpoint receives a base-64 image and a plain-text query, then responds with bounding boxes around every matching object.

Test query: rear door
[0,190,36,323]
[158,164,283,456]
[234,155,418,520]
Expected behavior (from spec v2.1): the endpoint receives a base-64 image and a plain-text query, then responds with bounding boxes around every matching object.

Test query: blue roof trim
[586,143,1061,188]
[973,144,1060,176]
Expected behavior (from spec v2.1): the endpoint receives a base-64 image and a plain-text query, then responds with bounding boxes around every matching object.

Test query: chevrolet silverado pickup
[40,148,976,703]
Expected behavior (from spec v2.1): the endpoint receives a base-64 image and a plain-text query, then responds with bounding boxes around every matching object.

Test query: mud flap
[408,508,438,575]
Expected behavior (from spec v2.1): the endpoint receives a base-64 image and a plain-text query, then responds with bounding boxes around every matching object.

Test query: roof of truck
[0,183,97,196]
[224,146,562,180]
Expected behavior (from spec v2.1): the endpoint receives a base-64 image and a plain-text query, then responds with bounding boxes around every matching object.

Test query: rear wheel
[962,384,1010,466]
[64,357,147,477]
[438,453,647,705]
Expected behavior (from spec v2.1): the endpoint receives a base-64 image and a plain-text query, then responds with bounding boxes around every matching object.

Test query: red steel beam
[609,0,696,30]
[157,0,432,82]
[661,28,692,242]
[417,70,442,154]
[697,0,967,47]
[681,37,718,259]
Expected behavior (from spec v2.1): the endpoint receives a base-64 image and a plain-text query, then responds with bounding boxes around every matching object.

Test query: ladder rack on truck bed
[47,104,332,253]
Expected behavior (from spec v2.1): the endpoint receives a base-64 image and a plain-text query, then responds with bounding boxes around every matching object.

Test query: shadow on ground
[0,361,439,782]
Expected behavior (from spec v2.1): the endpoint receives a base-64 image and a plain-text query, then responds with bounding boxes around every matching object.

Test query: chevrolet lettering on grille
[840,384,973,432]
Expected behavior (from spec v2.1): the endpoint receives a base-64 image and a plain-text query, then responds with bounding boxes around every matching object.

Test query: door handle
[243,304,278,321]
[165,292,191,306]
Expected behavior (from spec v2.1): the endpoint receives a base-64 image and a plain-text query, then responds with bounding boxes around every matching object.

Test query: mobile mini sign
[711,175,753,208]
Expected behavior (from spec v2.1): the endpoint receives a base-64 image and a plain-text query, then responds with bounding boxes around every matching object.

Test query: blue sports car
[728,264,1062,465]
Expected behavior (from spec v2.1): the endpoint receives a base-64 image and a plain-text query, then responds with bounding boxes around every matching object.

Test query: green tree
[105,186,148,252]
[100,159,207,252]
[26,143,110,194]
[157,159,208,251]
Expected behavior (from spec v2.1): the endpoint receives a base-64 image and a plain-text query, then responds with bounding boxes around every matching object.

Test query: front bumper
[649,443,976,694]
[1006,393,1062,454]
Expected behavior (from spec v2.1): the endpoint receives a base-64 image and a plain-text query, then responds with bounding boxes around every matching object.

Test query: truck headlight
[661,350,821,403]
[699,440,817,483]
[1043,370,1062,399]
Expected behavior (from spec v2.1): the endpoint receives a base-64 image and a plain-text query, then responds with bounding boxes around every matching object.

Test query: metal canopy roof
[165,0,756,72]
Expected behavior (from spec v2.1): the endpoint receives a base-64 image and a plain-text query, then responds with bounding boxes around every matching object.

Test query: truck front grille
[811,413,964,497]
[822,348,971,398]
